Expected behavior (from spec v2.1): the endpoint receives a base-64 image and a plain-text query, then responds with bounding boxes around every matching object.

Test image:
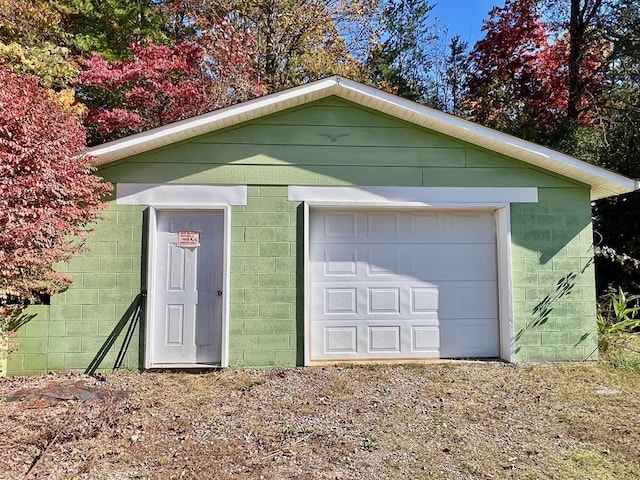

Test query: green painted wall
[511,188,597,361]
[7,203,145,375]
[228,186,300,367]
[7,97,597,375]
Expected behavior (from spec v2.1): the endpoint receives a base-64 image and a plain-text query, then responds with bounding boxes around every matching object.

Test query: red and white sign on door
[177,231,200,247]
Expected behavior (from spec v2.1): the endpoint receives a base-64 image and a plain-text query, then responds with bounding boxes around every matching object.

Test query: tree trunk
[567,0,602,121]
[262,0,278,91]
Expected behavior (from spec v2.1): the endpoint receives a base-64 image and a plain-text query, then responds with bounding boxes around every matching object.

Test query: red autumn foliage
[465,0,554,134]
[0,67,112,319]
[465,0,607,138]
[536,32,609,125]
[80,21,266,144]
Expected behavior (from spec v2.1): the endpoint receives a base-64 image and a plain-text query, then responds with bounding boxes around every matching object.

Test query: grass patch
[549,443,640,480]
[604,333,640,374]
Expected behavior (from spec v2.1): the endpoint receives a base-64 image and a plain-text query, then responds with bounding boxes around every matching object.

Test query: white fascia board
[288,186,538,204]
[116,183,247,206]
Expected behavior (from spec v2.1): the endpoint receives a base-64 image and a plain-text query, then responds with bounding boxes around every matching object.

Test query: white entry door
[310,209,499,361]
[150,210,224,366]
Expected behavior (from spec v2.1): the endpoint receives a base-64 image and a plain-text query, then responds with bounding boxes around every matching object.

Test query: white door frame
[289,185,539,365]
[115,183,247,369]
[145,205,232,368]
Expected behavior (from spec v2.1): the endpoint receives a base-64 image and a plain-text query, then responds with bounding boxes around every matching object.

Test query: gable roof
[90,76,637,200]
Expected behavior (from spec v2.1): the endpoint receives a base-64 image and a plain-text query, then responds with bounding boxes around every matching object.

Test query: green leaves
[597,287,640,353]
[0,43,79,88]
[52,0,170,60]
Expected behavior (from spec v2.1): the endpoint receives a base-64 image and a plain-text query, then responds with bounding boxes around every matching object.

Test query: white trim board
[144,206,231,369]
[302,202,516,364]
[289,186,538,204]
[117,183,247,206]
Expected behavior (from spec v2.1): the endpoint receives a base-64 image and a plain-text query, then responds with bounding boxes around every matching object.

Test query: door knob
[217,291,223,296]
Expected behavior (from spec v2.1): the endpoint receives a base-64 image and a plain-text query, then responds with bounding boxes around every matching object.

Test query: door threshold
[148,363,222,369]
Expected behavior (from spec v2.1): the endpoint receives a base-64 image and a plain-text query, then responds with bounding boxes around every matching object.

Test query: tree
[0,0,79,92]
[429,34,470,114]
[79,31,266,143]
[51,0,169,60]
[366,0,437,102]
[464,0,608,143]
[567,1,601,120]
[166,0,367,92]
[542,0,604,121]
[0,67,111,326]
[0,0,62,45]
[0,42,79,90]
[464,0,554,140]
[589,0,640,294]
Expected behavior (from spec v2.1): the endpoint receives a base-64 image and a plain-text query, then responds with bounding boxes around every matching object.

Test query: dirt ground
[1,362,639,480]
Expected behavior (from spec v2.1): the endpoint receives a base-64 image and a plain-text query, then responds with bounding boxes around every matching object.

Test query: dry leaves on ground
[1,362,639,479]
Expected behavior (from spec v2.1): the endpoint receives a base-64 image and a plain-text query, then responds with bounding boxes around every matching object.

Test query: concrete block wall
[7,203,144,375]
[511,187,598,361]
[229,186,300,367]
[9,187,304,374]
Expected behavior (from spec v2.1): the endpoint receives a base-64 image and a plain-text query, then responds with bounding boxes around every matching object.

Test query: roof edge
[89,75,637,200]
[90,77,342,164]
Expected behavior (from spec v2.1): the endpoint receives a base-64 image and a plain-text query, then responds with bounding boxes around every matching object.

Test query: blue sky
[431,0,505,45]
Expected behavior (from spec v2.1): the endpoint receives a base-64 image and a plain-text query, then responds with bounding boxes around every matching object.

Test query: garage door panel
[408,213,443,241]
[368,326,401,352]
[367,287,401,314]
[322,212,358,240]
[314,211,496,245]
[410,287,439,313]
[322,248,358,276]
[367,212,401,239]
[367,249,401,276]
[314,281,496,320]
[312,282,440,320]
[438,281,498,319]
[409,212,496,243]
[312,319,440,359]
[411,325,440,353]
[440,319,500,358]
[310,209,499,360]
[324,287,358,315]
[440,213,496,242]
[408,244,497,281]
[313,244,496,282]
[324,326,358,353]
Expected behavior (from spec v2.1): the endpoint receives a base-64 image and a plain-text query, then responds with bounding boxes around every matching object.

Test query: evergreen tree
[366,0,437,103]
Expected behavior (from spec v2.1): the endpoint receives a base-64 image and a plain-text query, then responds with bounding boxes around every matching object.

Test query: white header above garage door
[289,186,538,205]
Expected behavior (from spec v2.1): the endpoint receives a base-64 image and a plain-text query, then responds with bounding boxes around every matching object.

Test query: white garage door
[310,209,499,361]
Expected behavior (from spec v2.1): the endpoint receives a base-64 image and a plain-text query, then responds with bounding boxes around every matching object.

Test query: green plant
[607,345,640,374]
[360,437,378,452]
[597,287,640,353]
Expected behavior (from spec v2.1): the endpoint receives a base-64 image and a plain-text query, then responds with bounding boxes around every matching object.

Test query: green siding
[7,97,597,374]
